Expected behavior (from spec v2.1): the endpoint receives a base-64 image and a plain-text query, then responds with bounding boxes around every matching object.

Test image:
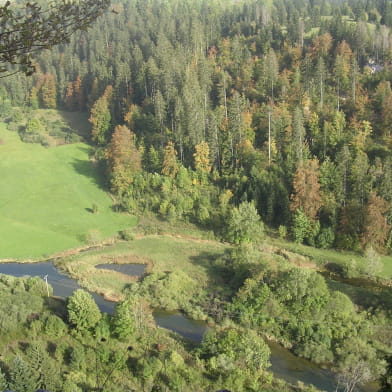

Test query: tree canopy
[0,0,110,76]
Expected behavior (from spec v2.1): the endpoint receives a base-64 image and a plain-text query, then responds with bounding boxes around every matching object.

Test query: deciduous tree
[106,125,141,195]
[227,201,264,244]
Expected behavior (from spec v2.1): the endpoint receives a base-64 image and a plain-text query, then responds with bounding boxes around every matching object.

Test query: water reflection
[95,263,146,277]
[0,262,380,392]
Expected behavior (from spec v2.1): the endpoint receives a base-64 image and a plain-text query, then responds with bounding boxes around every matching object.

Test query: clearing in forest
[0,123,135,259]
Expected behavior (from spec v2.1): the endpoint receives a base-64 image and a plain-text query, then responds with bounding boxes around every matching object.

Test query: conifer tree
[67,289,102,332]
[73,75,84,111]
[162,141,179,178]
[112,300,136,340]
[193,141,211,174]
[89,85,113,145]
[9,356,39,392]
[40,73,57,109]
[291,158,322,221]
[362,192,390,251]
[65,81,75,110]
[106,125,141,195]
[0,367,7,391]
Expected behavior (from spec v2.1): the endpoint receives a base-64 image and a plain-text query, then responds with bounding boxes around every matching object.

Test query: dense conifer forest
[1,0,392,391]
[3,0,392,253]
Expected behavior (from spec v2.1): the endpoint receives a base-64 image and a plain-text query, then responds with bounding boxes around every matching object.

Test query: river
[0,262,379,392]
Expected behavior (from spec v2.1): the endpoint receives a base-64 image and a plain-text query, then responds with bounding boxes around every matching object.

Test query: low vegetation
[0,124,135,259]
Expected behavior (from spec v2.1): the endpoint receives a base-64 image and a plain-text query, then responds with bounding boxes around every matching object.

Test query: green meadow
[55,235,228,299]
[0,123,135,259]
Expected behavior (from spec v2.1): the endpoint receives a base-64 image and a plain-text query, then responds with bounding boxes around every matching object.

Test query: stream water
[0,262,379,392]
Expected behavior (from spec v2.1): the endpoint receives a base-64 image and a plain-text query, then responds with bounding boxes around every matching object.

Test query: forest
[0,0,392,391]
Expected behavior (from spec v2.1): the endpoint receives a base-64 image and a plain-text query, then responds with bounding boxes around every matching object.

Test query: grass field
[56,235,228,300]
[0,123,135,259]
[269,237,392,279]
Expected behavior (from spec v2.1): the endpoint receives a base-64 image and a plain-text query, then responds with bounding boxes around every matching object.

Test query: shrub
[278,225,287,239]
[316,227,335,249]
[91,203,98,214]
[85,229,102,245]
[119,228,135,241]
[44,314,67,337]
[226,201,264,244]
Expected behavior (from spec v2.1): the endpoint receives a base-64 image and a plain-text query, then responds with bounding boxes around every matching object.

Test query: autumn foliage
[106,125,141,194]
[362,192,390,251]
[290,158,322,221]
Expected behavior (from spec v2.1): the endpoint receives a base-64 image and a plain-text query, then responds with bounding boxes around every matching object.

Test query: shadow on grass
[58,110,91,138]
[189,251,236,292]
[71,157,107,190]
[325,277,392,310]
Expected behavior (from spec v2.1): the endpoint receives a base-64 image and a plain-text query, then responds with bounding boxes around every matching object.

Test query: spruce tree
[9,356,39,392]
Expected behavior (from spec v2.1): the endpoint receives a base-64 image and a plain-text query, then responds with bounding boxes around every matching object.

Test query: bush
[119,228,135,241]
[340,258,364,279]
[91,203,98,214]
[316,227,335,249]
[85,229,102,245]
[278,225,287,239]
[44,314,67,337]
[291,209,311,243]
[226,201,264,244]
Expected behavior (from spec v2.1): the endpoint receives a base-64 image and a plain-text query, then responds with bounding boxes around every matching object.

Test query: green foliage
[0,291,44,334]
[278,225,287,239]
[85,228,103,245]
[229,266,375,367]
[0,0,110,76]
[9,356,39,392]
[130,270,200,312]
[67,289,101,332]
[112,300,136,340]
[25,118,45,134]
[0,368,7,391]
[316,227,335,249]
[43,314,67,338]
[291,209,311,244]
[119,228,135,241]
[199,327,270,376]
[335,337,385,391]
[363,246,383,277]
[227,201,264,244]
